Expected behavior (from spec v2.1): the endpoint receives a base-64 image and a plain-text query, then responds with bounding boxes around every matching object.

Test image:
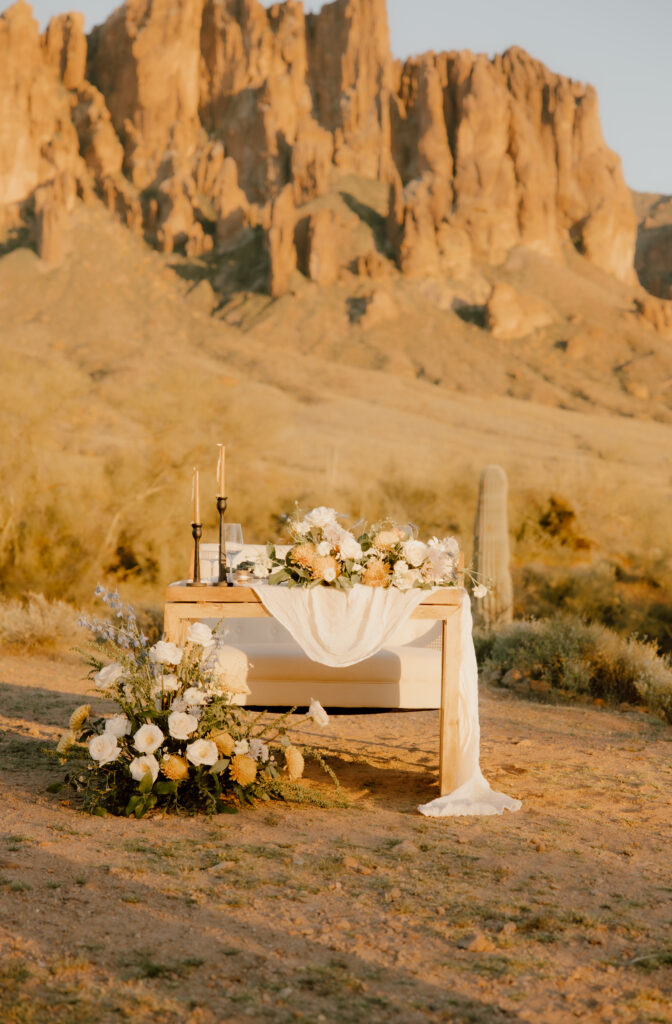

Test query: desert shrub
[476,615,672,724]
[514,559,672,655]
[0,594,81,651]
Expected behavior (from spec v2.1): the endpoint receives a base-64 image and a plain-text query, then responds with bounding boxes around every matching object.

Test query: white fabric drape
[250,582,430,667]
[417,592,521,817]
[250,582,521,817]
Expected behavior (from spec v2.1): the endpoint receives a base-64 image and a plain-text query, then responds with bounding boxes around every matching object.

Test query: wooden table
[164,585,463,796]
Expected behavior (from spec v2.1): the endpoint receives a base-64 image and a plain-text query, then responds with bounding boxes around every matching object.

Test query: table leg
[163,604,188,646]
[439,606,461,795]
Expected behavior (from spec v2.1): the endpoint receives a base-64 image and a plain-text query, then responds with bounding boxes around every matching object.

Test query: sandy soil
[0,651,671,1024]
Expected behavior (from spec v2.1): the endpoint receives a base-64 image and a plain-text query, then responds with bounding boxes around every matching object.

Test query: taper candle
[192,466,200,523]
[217,444,226,497]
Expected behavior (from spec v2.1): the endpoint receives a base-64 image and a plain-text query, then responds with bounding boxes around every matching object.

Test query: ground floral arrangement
[52,589,334,817]
[241,506,487,594]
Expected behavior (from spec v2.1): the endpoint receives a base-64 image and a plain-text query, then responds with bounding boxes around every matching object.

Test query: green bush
[476,615,672,724]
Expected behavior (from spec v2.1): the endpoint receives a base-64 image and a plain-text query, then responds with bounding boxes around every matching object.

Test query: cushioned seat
[203,614,443,709]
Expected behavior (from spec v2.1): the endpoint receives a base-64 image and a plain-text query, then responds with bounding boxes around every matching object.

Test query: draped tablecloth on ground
[250,583,521,818]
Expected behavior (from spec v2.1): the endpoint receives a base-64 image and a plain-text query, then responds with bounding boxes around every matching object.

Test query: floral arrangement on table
[52,589,333,817]
[241,506,488,595]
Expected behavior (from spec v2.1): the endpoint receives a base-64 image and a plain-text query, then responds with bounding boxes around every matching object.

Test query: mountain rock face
[0,0,647,295]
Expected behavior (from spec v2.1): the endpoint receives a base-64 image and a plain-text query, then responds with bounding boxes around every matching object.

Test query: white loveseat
[196,544,444,709]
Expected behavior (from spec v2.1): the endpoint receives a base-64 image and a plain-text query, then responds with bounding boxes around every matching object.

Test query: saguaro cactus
[473,465,513,629]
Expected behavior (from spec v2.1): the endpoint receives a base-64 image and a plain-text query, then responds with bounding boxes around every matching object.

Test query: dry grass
[0,595,81,652]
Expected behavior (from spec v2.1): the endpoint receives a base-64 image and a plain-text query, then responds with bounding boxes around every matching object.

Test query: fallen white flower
[473,583,489,599]
[306,698,329,728]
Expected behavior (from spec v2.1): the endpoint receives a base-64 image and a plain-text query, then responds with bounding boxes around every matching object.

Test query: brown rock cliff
[0,0,649,299]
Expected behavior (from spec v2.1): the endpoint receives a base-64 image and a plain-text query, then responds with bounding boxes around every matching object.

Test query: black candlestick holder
[216,496,233,586]
[188,522,202,586]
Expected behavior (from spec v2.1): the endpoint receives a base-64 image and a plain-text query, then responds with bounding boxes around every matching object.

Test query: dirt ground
[0,650,671,1024]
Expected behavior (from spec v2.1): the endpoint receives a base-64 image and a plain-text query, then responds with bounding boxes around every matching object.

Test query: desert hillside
[1,0,672,615]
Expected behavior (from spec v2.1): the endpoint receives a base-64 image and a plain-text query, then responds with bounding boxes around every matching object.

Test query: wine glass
[223,523,244,567]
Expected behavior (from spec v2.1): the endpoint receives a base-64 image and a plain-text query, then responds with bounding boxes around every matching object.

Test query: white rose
[129,754,159,783]
[186,738,219,767]
[316,541,331,556]
[186,622,214,648]
[322,566,337,583]
[402,539,428,568]
[161,673,180,693]
[167,711,199,740]
[89,733,120,765]
[249,738,269,763]
[392,563,421,591]
[104,714,131,739]
[473,583,488,599]
[94,663,124,689]
[233,738,249,755]
[337,531,363,561]
[133,722,164,754]
[305,506,338,529]
[305,698,329,728]
[251,552,273,577]
[149,640,183,666]
[182,686,207,707]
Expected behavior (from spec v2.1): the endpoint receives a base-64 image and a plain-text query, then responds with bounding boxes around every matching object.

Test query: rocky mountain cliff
[0,0,649,294]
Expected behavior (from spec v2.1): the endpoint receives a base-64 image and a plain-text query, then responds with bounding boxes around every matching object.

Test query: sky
[21,0,672,195]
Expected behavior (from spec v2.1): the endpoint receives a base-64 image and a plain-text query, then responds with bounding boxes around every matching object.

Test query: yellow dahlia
[290,543,317,570]
[56,731,76,755]
[372,528,403,551]
[311,555,340,583]
[211,731,235,757]
[362,558,391,588]
[229,754,257,787]
[284,745,305,781]
[161,754,189,781]
[69,704,91,732]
